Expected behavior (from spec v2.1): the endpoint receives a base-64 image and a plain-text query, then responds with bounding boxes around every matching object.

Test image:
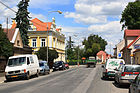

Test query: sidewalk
[0,73,5,83]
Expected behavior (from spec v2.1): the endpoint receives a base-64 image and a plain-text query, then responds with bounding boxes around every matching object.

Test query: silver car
[129,74,140,93]
[114,65,140,86]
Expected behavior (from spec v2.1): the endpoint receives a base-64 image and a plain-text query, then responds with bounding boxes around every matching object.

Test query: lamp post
[46,10,62,63]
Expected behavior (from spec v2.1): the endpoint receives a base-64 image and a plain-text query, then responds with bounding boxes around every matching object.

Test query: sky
[0,0,135,55]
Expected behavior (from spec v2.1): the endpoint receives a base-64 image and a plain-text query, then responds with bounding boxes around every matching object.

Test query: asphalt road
[0,65,129,93]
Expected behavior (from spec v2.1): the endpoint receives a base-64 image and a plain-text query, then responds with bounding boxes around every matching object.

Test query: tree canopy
[36,47,59,68]
[120,1,140,30]
[0,24,13,58]
[82,34,107,58]
[14,0,30,46]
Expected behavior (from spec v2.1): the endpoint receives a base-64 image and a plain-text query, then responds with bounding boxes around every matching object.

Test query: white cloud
[88,21,121,33]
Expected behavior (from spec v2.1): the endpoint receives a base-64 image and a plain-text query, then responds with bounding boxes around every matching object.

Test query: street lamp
[46,10,63,63]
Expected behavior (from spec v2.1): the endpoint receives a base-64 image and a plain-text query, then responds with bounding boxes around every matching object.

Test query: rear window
[124,66,140,72]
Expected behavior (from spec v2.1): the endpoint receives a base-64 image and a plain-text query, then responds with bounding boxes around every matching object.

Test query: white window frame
[32,38,37,48]
[41,38,46,47]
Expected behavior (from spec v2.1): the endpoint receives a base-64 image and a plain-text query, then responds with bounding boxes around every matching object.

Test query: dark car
[129,74,140,93]
[53,61,65,71]
[64,62,69,69]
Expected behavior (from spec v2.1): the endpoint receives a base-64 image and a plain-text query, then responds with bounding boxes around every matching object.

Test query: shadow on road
[112,82,130,89]
[101,77,115,81]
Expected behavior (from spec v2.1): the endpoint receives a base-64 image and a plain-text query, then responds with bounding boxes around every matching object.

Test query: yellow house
[27,18,65,62]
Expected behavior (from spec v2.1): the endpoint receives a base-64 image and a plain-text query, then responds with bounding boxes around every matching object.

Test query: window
[17,40,20,46]
[41,38,46,47]
[32,38,37,47]
[30,56,34,63]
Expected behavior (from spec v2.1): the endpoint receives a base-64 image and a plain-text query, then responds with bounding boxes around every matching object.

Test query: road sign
[118,53,121,58]
[134,44,140,49]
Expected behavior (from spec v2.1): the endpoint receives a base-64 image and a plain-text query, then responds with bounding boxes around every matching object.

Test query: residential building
[113,39,125,58]
[121,30,140,64]
[27,18,65,62]
[96,51,111,63]
[0,27,32,71]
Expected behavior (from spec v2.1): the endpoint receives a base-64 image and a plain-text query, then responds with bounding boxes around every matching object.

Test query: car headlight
[21,69,26,73]
[59,65,62,67]
[53,67,55,68]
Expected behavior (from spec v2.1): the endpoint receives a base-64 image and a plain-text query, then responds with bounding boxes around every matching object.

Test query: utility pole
[6,17,8,36]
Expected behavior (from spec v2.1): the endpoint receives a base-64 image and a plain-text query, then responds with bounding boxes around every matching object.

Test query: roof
[121,35,140,51]
[3,28,16,41]
[124,29,140,37]
[31,18,52,31]
[3,28,19,43]
[127,35,140,48]
[96,51,107,60]
[11,18,61,32]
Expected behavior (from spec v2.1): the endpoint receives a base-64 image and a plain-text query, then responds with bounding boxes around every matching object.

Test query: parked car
[129,74,140,93]
[39,61,50,75]
[5,55,40,81]
[102,59,125,79]
[53,61,65,71]
[114,65,140,86]
[64,62,69,69]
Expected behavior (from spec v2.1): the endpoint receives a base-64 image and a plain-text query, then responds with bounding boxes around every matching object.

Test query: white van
[102,59,125,79]
[5,54,40,81]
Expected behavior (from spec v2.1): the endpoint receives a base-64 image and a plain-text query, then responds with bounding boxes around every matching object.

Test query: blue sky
[0,0,135,55]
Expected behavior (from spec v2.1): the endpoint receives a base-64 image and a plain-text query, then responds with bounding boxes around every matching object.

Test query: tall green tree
[36,47,59,68]
[14,0,30,46]
[0,24,13,59]
[120,1,140,30]
[82,34,107,58]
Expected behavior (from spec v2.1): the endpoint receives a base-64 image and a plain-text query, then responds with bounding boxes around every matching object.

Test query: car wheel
[25,72,30,80]
[36,70,39,77]
[6,78,11,82]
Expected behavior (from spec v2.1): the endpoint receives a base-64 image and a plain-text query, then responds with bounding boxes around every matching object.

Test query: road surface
[0,65,129,93]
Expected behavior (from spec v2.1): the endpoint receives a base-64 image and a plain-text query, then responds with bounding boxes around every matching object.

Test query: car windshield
[124,66,140,72]
[8,57,26,66]
[54,61,62,65]
[39,63,44,67]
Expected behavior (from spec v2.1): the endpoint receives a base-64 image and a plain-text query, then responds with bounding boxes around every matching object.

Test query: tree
[36,47,59,68]
[82,34,107,58]
[0,24,13,59]
[120,1,140,30]
[66,36,75,61]
[14,0,30,46]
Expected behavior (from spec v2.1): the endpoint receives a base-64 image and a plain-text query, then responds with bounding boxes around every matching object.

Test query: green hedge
[67,60,86,65]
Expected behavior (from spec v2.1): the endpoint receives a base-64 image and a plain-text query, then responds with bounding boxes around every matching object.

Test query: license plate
[11,75,18,78]
[125,75,129,77]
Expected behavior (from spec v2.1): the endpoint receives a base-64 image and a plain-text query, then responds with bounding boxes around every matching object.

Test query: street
[0,65,129,93]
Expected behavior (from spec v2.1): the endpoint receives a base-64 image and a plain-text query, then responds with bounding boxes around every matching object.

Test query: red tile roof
[3,28,16,41]
[125,29,140,37]
[121,35,140,51]
[127,35,140,48]
[97,51,107,60]
[11,18,53,31]
[31,18,52,31]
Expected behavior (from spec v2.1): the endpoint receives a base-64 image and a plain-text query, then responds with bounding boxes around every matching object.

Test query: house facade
[96,51,111,63]
[121,30,140,64]
[0,28,32,71]
[27,18,65,62]
[113,39,125,58]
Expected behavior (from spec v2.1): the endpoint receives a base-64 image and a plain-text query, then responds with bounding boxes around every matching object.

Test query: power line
[0,1,16,13]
